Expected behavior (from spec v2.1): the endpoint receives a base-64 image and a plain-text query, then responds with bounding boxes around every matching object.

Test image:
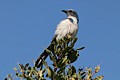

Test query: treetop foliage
[5,37,104,80]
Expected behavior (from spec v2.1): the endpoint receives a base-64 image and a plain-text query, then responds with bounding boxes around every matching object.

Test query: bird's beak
[61,10,67,13]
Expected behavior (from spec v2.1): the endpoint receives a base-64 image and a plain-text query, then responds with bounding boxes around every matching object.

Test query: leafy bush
[5,37,103,80]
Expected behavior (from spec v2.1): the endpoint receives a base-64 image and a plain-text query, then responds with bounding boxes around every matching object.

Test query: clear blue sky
[0,0,120,80]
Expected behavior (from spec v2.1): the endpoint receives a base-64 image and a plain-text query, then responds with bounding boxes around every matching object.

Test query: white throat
[68,16,78,24]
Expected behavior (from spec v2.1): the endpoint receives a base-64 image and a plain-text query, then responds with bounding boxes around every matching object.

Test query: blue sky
[0,0,120,80]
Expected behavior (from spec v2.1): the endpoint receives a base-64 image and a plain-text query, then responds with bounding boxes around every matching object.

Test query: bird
[35,9,79,68]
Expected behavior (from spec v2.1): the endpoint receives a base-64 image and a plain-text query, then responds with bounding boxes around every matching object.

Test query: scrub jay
[35,9,79,68]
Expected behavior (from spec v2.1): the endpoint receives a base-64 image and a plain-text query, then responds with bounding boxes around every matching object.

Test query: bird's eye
[69,10,73,12]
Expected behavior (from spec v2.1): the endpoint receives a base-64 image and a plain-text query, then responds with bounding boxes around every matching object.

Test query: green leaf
[16,72,19,76]
[94,75,104,80]
[72,37,78,43]
[45,48,52,54]
[57,57,68,68]
[86,68,92,79]
[25,63,29,68]
[71,66,76,75]
[77,47,85,51]
[13,67,17,71]
[49,53,56,63]
[42,59,48,67]
[18,74,24,78]
[95,65,100,73]
[62,46,73,56]
[47,67,54,78]
[68,50,79,63]
[68,37,77,48]
[68,68,72,76]
[57,65,66,74]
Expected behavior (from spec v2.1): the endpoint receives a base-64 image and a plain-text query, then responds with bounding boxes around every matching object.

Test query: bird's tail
[35,51,47,68]
[35,36,56,68]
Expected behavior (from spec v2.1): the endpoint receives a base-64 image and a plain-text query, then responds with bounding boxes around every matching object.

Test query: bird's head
[62,9,78,18]
[62,9,79,22]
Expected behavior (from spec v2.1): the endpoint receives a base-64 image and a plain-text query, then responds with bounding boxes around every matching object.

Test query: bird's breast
[55,18,78,40]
